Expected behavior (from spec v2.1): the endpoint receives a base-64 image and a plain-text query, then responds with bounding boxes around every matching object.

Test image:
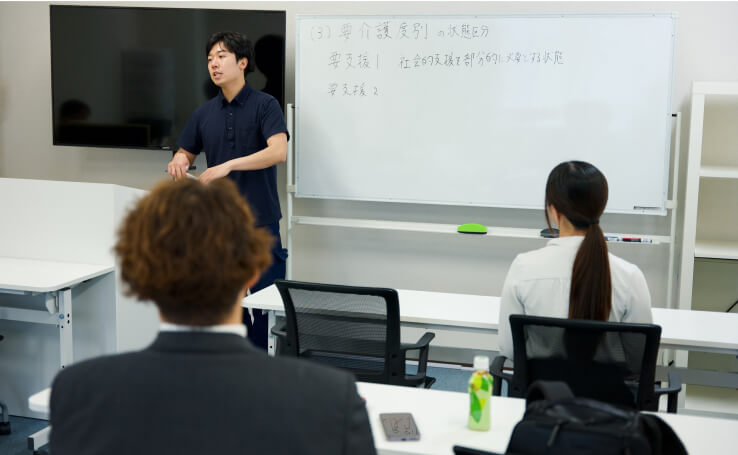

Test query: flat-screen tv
[50,5,286,150]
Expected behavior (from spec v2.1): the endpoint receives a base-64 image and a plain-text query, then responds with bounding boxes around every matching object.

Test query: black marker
[621,237,653,244]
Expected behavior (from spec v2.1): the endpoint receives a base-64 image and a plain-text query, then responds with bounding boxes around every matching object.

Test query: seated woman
[497,161,652,360]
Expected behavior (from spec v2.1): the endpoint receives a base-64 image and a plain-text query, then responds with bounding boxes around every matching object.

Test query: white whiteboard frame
[294,13,677,215]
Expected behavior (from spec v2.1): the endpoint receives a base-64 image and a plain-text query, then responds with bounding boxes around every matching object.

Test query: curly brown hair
[115,178,273,325]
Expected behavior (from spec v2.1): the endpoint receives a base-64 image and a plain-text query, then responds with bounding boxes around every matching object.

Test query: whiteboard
[295,15,676,214]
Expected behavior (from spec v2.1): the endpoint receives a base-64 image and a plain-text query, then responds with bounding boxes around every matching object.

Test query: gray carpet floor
[412,362,473,392]
[0,416,48,455]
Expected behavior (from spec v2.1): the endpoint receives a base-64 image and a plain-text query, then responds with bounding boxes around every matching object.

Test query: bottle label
[469,372,492,425]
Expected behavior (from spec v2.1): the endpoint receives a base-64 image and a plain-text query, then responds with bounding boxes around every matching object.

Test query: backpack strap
[526,380,575,405]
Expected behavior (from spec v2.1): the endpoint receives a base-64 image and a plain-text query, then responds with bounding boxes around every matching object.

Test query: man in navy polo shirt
[167,31,288,350]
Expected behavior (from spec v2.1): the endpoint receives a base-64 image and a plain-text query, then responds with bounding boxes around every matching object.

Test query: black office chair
[490,315,681,413]
[271,280,436,388]
[0,335,10,435]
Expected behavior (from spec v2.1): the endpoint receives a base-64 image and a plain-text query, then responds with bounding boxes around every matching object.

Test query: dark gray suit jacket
[50,332,375,455]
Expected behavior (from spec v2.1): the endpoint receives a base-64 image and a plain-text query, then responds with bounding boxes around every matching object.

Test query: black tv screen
[50,5,286,150]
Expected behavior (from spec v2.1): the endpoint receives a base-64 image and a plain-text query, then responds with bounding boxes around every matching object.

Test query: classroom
[0,1,737,454]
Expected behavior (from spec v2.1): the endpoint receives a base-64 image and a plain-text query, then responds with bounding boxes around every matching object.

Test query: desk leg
[57,288,73,370]
[27,425,50,452]
[267,310,276,357]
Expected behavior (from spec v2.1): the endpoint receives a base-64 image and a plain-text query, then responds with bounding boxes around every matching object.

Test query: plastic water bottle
[468,355,493,431]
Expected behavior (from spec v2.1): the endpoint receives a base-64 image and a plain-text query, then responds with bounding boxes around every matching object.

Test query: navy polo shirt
[177,83,289,226]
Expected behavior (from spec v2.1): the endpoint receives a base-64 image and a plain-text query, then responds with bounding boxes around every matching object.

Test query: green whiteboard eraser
[457,223,487,234]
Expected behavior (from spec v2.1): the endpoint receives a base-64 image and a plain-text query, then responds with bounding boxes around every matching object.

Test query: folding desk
[0,257,114,370]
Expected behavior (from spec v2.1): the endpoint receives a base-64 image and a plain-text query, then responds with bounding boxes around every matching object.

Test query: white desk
[360,382,522,454]
[357,382,738,455]
[26,388,52,450]
[244,286,496,354]
[1,258,113,451]
[28,388,50,415]
[29,382,738,454]
[244,285,738,391]
[0,257,114,370]
[654,308,738,355]
[244,284,738,355]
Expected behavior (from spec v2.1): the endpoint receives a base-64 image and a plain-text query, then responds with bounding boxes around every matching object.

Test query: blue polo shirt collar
[218,83,252,107]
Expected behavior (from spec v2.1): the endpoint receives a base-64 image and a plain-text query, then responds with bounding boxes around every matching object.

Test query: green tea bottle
[468,355,493,431]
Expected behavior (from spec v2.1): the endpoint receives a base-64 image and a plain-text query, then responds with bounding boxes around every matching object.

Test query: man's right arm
[167,148,196,180]
[171,106,202,179]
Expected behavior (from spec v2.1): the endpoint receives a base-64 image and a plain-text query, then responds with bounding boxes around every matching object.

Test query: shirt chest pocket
[238,127,263,156]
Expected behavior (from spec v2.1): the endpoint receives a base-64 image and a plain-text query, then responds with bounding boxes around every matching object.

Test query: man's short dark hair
[207,31,254,74]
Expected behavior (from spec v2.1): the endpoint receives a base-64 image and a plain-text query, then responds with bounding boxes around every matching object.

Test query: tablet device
[379,413,420,441]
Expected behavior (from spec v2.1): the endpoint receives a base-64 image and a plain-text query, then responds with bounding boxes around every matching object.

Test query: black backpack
[504,381,688,455]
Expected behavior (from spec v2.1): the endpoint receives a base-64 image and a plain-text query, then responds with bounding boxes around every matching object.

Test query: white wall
[1,1,737,308]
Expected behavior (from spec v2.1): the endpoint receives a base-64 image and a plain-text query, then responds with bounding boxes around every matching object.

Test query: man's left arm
[199,132,287,183]
[342,380,376,455]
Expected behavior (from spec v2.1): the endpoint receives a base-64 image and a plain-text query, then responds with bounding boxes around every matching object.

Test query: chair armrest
[270,321,287,338]
[401,332,435,351]
[490,355,513,396]
[654,370,682,413]
[401,332,436,386]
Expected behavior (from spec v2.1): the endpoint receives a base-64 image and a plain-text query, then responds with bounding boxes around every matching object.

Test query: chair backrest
[274,280,403,384]
[509,315,661,410]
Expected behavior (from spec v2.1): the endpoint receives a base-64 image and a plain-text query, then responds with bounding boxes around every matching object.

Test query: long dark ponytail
[545,161,611,321]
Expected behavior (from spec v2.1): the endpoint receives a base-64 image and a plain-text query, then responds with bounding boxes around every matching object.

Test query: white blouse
[498,236,652,359]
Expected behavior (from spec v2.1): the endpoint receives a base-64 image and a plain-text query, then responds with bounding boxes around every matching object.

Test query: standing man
[168,31,288,350]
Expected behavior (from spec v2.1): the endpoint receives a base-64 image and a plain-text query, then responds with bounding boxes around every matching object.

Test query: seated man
[50,178,375,455]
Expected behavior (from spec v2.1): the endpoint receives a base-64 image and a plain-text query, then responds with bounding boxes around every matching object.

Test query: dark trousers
[244,221,287,350]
